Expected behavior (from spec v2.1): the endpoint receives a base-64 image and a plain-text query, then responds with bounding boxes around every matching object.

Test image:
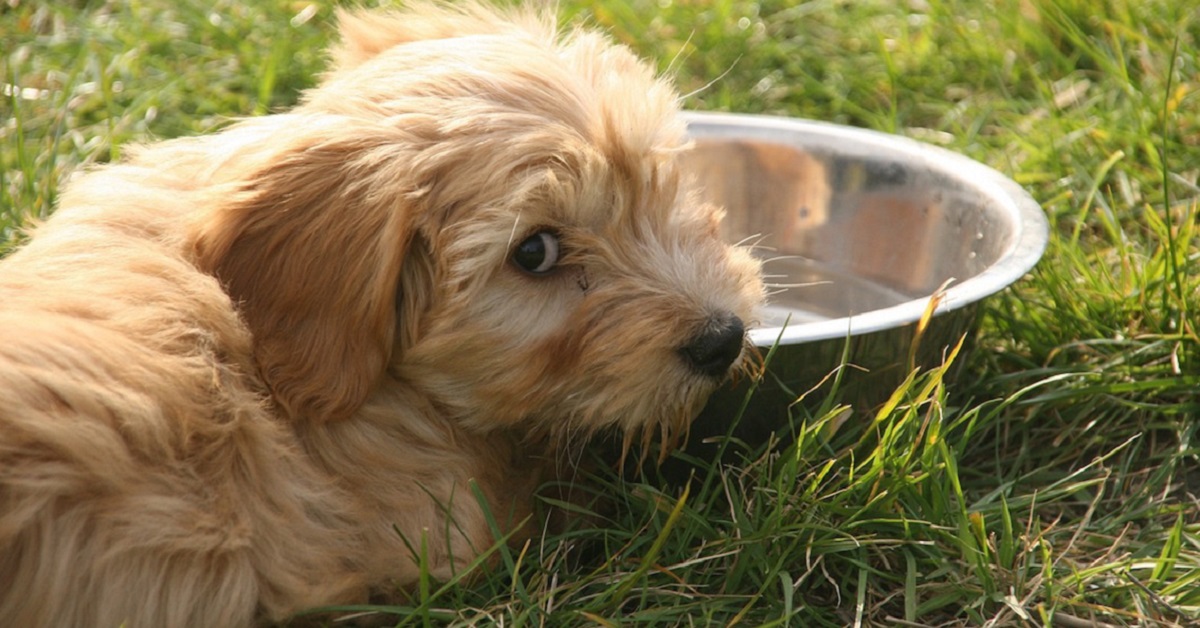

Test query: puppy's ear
[329,8,426,73]
[329,3,553,74]
[193,133,415,423]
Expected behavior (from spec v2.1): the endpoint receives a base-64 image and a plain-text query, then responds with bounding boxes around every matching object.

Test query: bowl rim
[682,111,1050,347]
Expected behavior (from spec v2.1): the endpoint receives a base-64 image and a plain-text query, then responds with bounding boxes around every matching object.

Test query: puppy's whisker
[505,209,524,261]
[731,233,769,249]
[664,29,696,77]
[760,254,808,265]
[679,55,741,102]
[765,281,831,289]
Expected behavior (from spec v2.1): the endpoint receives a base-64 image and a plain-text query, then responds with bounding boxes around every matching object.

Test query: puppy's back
[0,166,367,625]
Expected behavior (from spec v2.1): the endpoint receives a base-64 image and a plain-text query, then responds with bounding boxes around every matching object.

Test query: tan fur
[0,3,763,626]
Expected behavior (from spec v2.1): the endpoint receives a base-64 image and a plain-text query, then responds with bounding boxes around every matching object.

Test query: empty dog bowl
[681,111,1048,439]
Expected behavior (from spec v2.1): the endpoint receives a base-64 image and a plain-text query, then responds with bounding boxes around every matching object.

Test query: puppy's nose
[679,314,746,378]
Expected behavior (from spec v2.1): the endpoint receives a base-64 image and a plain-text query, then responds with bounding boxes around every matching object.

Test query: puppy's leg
[0,320,363,627]
[0,430,261,627]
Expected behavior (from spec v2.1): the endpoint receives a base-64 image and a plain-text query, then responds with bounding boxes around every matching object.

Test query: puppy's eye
[512,231,560,275]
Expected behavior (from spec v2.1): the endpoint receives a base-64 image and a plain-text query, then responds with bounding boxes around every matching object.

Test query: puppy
[0,2,763,626]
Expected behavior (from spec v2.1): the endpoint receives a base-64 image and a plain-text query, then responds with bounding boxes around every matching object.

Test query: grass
[3,0,1199,625]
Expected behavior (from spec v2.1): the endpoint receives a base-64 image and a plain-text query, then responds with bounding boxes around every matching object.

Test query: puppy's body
[0,3,762,626]
[0,122,504,625]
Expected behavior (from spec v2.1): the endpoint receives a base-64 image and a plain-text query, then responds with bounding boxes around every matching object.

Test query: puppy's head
[192,2,763,451]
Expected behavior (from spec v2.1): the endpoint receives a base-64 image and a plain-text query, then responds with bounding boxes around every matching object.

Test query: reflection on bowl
[683,112,1048,441]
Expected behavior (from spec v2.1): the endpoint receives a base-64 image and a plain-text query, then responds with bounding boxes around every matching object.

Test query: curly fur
[0,3,763,625]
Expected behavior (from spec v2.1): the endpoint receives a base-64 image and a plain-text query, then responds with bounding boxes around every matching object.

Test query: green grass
[4,0,1199,625]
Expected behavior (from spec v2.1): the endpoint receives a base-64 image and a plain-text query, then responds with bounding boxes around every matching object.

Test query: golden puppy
[0,2,763,625]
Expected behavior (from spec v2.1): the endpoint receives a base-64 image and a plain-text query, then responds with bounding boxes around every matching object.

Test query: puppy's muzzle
[679,313,746,378]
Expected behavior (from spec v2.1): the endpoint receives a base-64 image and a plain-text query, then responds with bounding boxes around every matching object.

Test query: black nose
[679,314,746,378]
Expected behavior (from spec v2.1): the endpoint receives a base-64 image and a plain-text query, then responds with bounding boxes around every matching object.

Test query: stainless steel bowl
[683,112,1048,439]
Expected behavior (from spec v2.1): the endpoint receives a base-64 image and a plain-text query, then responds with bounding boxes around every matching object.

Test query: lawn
[3,0,1199,626]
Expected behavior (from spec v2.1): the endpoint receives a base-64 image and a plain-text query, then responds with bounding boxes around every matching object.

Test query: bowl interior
[681,113,1047,345]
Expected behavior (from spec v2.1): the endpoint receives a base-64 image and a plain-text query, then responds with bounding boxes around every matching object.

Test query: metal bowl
[683,112,1048,441]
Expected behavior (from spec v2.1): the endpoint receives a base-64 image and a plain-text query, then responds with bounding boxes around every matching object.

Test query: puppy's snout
[679,313,746,378]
